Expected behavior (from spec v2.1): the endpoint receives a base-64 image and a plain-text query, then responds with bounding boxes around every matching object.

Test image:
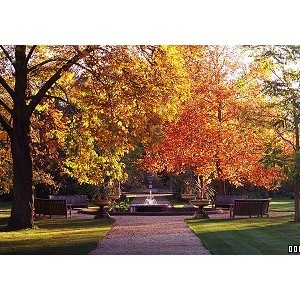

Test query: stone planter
[181,194,197,201]
[93,199,112,219]
[190,199,210,219]
[107,194,121,201]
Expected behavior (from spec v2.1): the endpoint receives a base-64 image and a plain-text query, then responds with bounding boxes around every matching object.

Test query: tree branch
[0,97,12,114]
[27,46,93,117]
[0,75,15,98]
[28,58,57,73]
[25,45,37,65]
[0,45,15,67]
[54,83,70,103]
[0,114,12,137]
[274,126,296,150]
[44,94,68,103]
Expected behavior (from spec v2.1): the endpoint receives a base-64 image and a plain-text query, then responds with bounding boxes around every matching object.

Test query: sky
[3,0,300,45]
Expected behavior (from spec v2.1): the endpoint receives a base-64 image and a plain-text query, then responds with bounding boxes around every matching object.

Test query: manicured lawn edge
[186,215,300,255]
[0,214,115,255]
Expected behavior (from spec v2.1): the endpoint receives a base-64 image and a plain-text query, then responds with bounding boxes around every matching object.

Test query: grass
[0,213,115,255]
[269,197,294,211]
[186,214,300,255]
[0,201,12,210]
[170,201,187,208]
[0,196,296,255]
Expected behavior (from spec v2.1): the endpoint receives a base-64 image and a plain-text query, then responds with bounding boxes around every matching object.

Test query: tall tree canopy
[0,45,189,229]
[142,46,284,194]
[251,45,300,221]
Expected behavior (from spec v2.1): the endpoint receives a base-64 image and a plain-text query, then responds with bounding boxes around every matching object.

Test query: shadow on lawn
[0,214,111,231]
[187,215,300,255]
[0,215,12,232]
[0,240,101,255]
[0,215,115,254]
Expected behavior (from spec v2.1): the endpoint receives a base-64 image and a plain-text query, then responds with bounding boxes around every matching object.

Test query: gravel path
[89,215,211,255]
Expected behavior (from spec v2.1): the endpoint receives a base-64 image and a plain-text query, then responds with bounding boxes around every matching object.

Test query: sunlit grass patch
[186,215,299,255]
[269,197,294,212]
[0,213,114,255]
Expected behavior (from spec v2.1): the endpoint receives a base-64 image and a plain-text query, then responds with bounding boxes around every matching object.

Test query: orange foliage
[142,46,284,190]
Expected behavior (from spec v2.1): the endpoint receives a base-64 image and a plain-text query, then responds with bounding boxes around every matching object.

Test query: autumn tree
[142,46,283,195]
[0,45,189,229]
[61,46,189,187]
[251,45,300,222]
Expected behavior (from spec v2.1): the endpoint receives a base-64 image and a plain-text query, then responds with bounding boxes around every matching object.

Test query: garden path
[89,215,211,255]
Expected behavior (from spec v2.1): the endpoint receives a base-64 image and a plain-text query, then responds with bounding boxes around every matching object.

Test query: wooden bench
[49,195,89,208]
[214,195,247,209]
[34,198,71,218]
[230,198,271,218]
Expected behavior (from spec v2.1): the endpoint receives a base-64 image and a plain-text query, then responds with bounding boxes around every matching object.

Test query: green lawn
[0,201,12,210]
[0,213,114,255]
[269,197,294,211]
[186,214,300,255]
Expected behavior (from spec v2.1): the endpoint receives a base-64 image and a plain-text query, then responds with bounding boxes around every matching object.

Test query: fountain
[144,190,157,205]
[128,175,172,212]
[128,189,172,212]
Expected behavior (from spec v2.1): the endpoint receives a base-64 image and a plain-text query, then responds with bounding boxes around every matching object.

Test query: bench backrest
[34,198,68,217]
[215,195,247,205]
[49,195,88,207]
[49,200,68,216]
[233,198,271,217]
[34,198,51,215]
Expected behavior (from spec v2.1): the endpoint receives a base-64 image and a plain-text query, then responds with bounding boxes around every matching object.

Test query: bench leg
[229,205,233,218]
[67,205,72,218]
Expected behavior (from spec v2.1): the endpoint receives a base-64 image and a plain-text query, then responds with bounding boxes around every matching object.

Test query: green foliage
[251,46,300,187]
[110,196,130,212]
[260,143,294,175]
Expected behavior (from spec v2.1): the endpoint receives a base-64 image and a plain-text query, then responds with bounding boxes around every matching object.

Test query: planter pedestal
[93,200,111,219]
[190,200,210,219]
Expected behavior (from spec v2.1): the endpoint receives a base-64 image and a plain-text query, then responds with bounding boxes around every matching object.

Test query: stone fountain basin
[128,194,172,212]
[129,204,171,212]
[125,193,173,200]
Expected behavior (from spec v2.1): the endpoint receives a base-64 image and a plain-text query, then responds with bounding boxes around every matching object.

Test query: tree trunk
[197,175,204,199]
[8,108,34,229]
[217,179,226,196]
[216,103,226,195]
[215,155,226,195]
[8,45,34,229]
[3,45,89,229]
[294,174,300,222]
[294,108,300,222]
